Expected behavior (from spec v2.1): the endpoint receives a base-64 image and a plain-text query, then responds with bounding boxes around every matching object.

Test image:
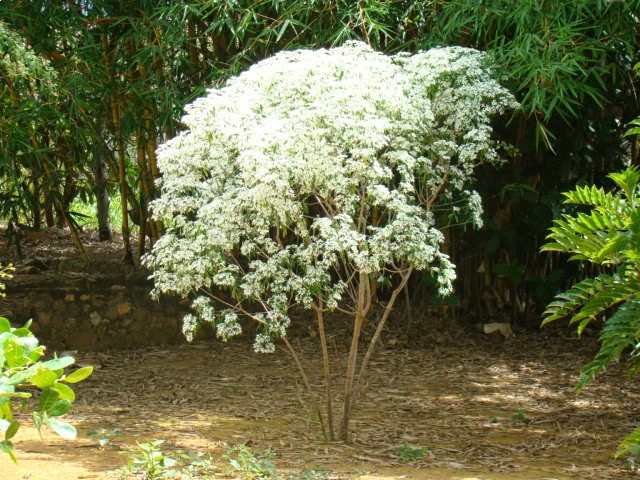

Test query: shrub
[541,134,640,463]
[145,41,516,441]
[0,265,92,462]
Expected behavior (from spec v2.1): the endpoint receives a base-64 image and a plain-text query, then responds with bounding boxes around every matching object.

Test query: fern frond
[594,233,630,264]
[609,167,640,201]
[563,185,624,211]
[578,295,640,390]
[541,275,614,325]
[616,427,640,459]
[569,278,638,332]
[576,210,627,232]
[542,218,608,257]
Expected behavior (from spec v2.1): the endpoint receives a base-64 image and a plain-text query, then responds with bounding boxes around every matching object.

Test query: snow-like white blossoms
[144,41,517,352]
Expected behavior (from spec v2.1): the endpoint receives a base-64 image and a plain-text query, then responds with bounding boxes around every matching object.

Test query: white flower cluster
[144,41,517,351]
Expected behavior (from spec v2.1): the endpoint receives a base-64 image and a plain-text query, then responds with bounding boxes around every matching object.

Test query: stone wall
[0,258,189,351]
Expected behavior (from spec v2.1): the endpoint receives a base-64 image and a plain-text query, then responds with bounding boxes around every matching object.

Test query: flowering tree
[145,41,516,441]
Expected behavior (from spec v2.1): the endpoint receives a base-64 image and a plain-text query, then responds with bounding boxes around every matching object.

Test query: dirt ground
[2,228,640,479]
[1,330,639,480]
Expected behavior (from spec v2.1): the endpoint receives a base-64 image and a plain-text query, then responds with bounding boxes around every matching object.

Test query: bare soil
[1,228,640,479]
[1,331,639,480]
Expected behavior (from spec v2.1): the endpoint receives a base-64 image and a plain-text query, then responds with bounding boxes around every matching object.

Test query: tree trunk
[112,101,133,265]
[339,273,371,441]
[93,149,112,241]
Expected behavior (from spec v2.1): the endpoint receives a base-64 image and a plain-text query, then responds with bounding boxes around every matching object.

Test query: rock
[64,293,75,303]
[89,311,102,327]
[483,322,514,338]
[116,302,132,317]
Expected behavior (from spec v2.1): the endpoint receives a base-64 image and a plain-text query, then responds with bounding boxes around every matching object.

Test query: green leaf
[616,427,640,458]
[578,296,640,390]
[63,366,93,384]
[3,338,26,368]
[42,356,75,371]
[47,418,77,439]
[0,317,10,333]
[0,392,31,399]
[541,275,612,325]
[31,366,58,388]
[52,382,75,402]
[38,388,60,412]
[5,421,19,441]
[0,439,16,464]
[32,412,43,440]
[47,399,72,417]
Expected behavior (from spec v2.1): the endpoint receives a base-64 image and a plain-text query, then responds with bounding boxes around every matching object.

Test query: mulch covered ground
[1,227,639,479]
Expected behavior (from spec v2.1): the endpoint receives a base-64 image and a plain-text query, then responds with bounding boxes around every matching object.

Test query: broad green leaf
[52,382,75,402]
[30,366,58,388]
[47,399,72,417]
[47,418,77,439]
[63,366,93,384]
[42,356,75,371]
[3,338,26,369]
[3,363,39,386]
[5,421,19,440]
[0,318,10,334]
[10,327,32,338]
[0,402,12,421]
[38,388,59,412]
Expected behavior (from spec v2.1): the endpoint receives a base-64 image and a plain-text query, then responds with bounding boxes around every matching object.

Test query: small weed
[231,385,241,394]
[511,410,526,421]
[119,440,176,480]
[224,444,281,480]
[395,443,428,463]
[295,468,329,480]
[114,440,216,479]
[489,414,500,423]
[87,428,123,448]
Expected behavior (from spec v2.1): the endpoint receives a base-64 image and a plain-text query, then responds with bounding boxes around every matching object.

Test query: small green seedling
[87,428,123,448]
[395,443,429,463]
[224,444,281,479]
[511,411,526,421]
[123,440,177,480]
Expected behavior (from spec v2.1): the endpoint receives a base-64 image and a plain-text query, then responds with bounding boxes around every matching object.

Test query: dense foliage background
[1,0,639,326]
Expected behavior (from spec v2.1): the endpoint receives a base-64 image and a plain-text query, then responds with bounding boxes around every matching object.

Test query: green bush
[0,301,92,462]
[541,155,640,463]
[541,165,640,388]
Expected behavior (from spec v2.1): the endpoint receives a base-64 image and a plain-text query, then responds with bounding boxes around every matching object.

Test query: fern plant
[541,166,640,390]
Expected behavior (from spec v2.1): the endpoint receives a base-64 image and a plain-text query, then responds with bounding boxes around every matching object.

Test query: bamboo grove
[1,0,639,319]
